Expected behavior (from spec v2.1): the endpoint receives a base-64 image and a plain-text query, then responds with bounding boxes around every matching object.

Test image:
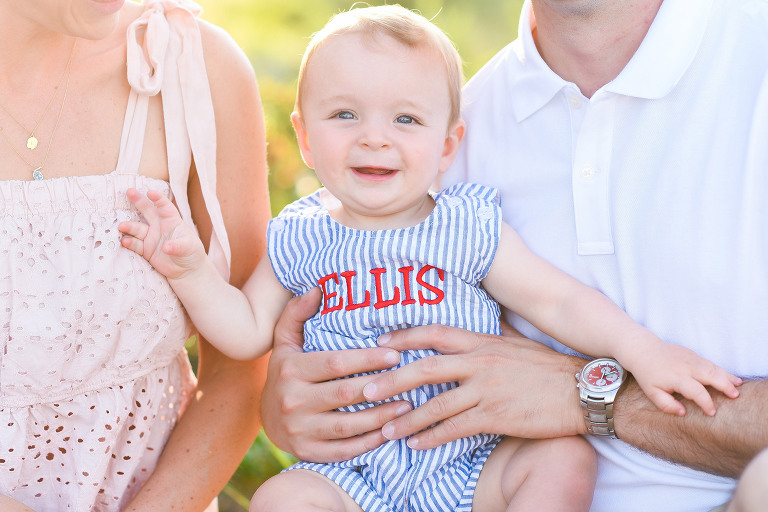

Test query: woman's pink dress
[0,1,230,510]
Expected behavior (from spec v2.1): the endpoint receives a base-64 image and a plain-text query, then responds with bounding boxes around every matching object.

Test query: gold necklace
[0,39,77,181]
[0,40,77,151]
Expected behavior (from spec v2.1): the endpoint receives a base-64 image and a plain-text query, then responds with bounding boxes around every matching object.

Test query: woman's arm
[124,20,270,511]
[0,496,36,512]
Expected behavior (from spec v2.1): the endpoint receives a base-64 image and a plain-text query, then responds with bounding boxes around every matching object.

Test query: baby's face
[293,31,462,229]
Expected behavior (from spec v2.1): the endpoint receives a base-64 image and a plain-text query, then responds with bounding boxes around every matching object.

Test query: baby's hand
[118,188,206,280]
[630,342,742,417]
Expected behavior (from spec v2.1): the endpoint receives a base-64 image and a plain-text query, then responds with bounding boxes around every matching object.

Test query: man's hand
[261,288,411,463]
[363,323,587,450]
[261,295,768,477]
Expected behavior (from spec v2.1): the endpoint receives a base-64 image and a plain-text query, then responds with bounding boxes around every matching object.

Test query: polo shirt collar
[509,0,713,122]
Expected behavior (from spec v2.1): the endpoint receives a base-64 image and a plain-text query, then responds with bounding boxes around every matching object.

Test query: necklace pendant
[32,167,44,181]
[27,135,39,150]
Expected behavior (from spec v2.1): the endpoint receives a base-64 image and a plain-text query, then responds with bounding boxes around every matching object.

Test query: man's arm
[261,288,768,478]
[615,376,768,477]
[365,324,588,444]
[260,292,586,461]
[367,325,768,478]
[0,496,35,512]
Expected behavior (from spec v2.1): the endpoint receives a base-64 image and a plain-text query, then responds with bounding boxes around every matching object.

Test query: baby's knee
[250,471,318,512]
[542,436,597,485]
[729,448,768,512]
[250,469,360,512]
[543,436,596,466]
[250,474,292,512]
[488,436,596,511]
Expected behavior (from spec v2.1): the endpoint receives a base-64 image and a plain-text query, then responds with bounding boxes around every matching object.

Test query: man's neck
[530,0,663,98]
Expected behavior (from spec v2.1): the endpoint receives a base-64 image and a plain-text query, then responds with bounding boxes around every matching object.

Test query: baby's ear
[291,111,314,168]
[438,119,465,174]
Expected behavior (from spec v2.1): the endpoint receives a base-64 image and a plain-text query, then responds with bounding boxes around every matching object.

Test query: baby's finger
[698,367,742,399]
[117,221,148,240]
[162,238,189,257]
[676,379,717,416]
[125,187,143,203]
[646,387,687,417]
[126,189,160,222]
[146,189,175,211]
[162,234,205,258]
[162,240,178,256]
[146,189,167,203]
[120,235,144,256]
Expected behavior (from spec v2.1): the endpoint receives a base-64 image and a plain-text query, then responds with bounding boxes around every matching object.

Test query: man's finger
[313,401,412,442]
[406,408,484,451]
[294,424,390,464]
[272,287,323,353]
[379,323,496,354]
[364,353,470,402]
[381,385,477,442]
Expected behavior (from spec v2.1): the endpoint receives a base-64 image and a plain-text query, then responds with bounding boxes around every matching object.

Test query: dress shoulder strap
[115,89,149,175]
[124,0,231,280]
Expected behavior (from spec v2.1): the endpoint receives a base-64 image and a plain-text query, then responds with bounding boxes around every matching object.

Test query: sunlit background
[192,1,523,509]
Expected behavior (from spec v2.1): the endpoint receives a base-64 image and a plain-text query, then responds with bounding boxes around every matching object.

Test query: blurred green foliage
[192,1,524,510]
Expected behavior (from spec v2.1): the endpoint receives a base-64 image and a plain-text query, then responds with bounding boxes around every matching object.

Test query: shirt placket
[569,90,616,256]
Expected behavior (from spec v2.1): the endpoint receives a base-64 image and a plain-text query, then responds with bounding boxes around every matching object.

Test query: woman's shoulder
[196,16,257,93]
[194,10,262,141]
[125,1,256,87]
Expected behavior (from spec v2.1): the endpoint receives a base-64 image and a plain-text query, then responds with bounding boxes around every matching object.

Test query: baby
[119,5,741,512]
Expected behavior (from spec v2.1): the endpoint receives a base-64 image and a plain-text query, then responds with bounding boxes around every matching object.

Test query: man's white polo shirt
[443,0,768,510]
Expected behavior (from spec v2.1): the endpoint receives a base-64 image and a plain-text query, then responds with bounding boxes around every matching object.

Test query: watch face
[581,358,625,392]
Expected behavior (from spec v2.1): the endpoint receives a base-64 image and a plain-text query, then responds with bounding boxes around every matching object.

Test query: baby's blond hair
[295,4,464,125]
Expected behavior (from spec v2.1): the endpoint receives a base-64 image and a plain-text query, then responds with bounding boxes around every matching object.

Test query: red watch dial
[585,361,621,388]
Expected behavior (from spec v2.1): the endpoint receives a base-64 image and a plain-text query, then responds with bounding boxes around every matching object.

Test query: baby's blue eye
[396,115,415,124]
[336,111,355,120]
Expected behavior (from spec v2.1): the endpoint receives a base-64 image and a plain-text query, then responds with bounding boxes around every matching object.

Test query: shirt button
[581,166,596,181]
[568,94,583,109]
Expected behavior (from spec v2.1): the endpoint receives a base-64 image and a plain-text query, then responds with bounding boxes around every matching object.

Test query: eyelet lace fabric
[0,2,231,509]
[0,173,196,511]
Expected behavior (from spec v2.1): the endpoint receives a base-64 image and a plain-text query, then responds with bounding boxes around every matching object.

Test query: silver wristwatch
[576,358,628,439]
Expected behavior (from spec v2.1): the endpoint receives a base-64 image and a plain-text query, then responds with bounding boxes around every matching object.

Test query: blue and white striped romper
[267,183,503,512]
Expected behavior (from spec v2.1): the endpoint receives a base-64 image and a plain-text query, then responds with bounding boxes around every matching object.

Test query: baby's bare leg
[250,469,363,512]
[473,436,597,512]
[727,447,768,512]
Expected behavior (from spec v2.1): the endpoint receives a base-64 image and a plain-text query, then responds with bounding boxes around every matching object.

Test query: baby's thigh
[473,436,597,512]
[250,469,363,512]
[728,447,768,512]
